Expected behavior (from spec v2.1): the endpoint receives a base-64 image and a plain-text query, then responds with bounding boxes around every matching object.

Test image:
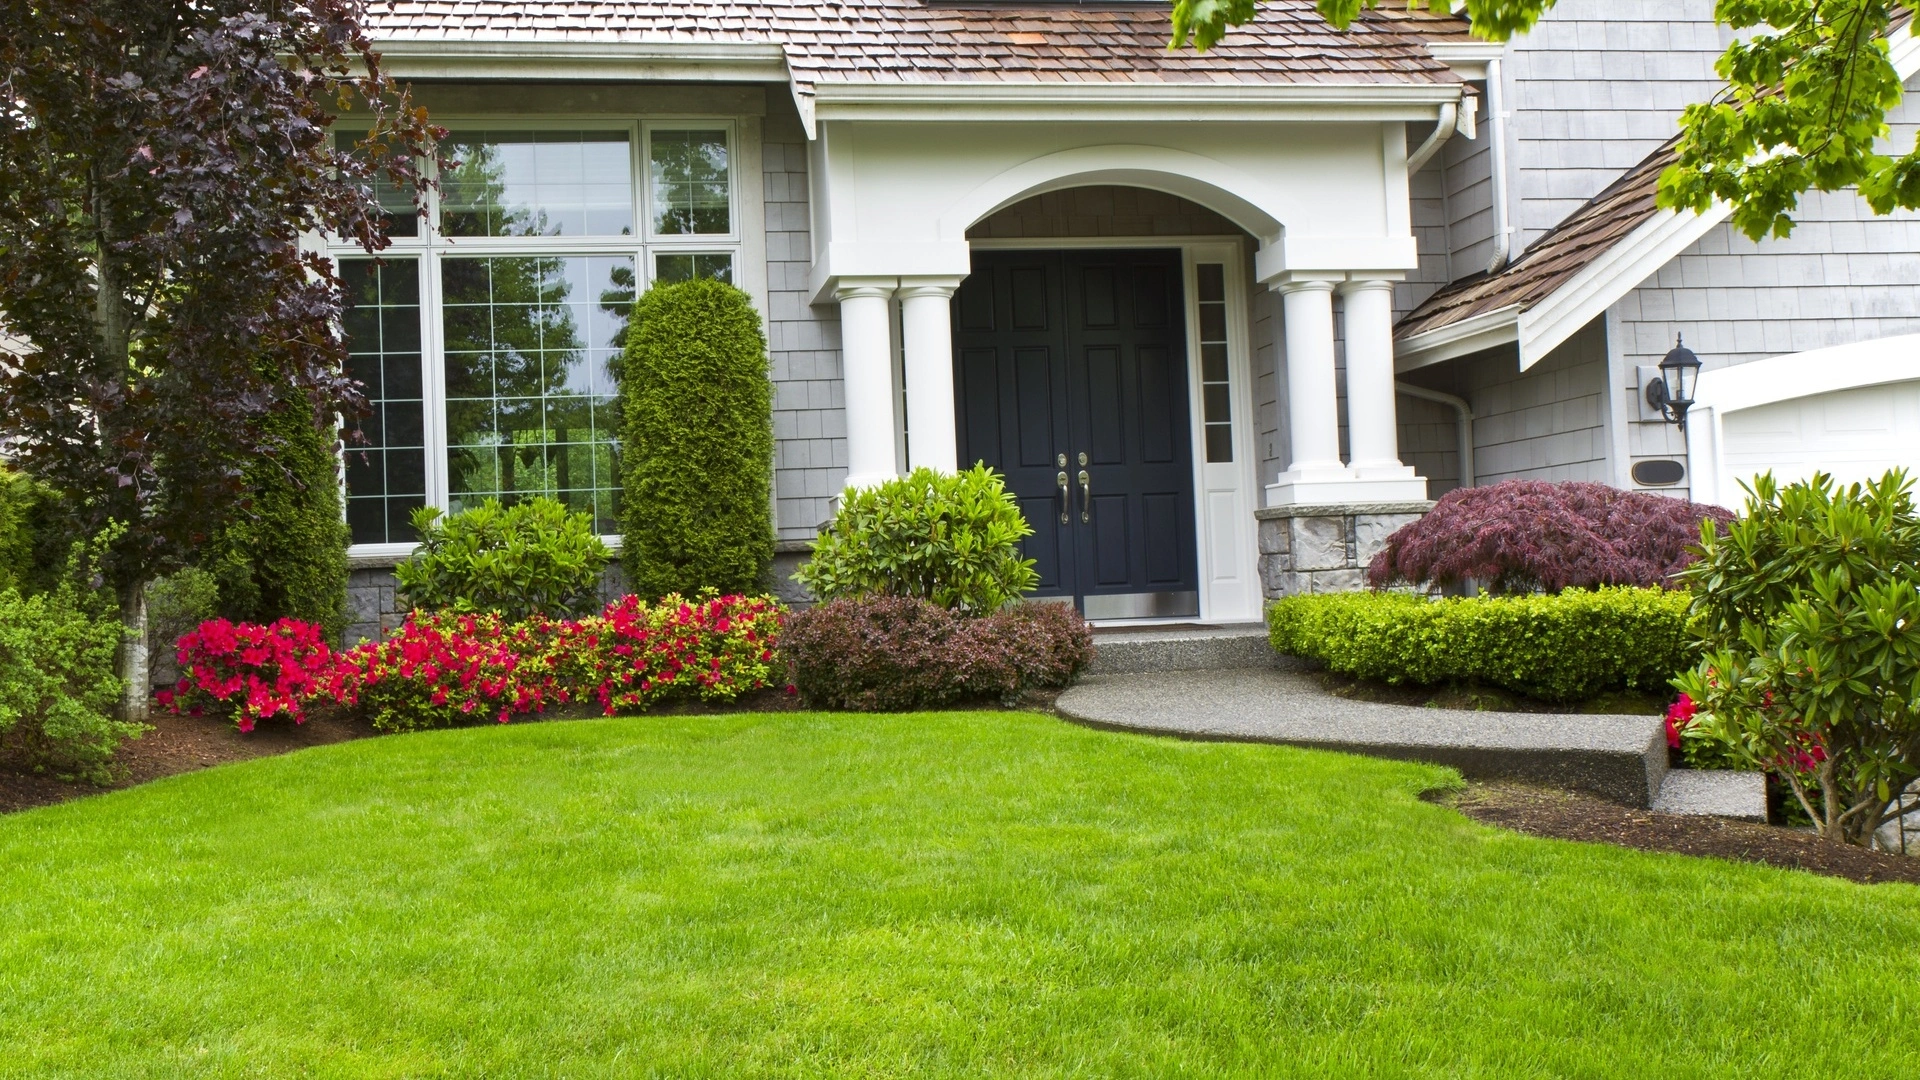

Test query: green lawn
[2,712,1917,1077]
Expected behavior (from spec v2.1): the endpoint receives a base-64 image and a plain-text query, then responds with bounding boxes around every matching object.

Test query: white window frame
[328,117,749,561]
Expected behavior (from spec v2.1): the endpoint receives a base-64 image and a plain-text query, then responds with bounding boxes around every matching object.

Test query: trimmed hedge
[618,278,775,598]
[1267,587,1691,702]
[200,396,349,635]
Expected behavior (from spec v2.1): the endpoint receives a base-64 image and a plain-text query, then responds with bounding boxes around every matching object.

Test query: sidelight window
[1195,263,1234,463]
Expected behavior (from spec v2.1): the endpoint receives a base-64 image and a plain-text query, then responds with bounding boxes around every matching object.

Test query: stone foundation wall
[1255,501,1433,599]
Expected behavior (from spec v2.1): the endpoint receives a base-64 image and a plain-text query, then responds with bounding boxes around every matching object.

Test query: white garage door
[1721,379,1920,495]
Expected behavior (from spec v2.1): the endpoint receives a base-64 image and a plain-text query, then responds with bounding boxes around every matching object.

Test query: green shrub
[395,497,609,621]
[796,465,1039,613]
[1672,471,1920,845]
[0,536,138,781]
[0,465,72,597]
[618,277,775,598]
[198,397,349,635]
[1267,587,1691,702]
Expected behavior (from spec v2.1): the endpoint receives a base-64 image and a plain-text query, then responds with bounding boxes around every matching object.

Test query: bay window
[331,120,742,553]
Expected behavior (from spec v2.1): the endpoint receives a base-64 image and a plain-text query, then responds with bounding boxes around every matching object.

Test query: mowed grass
[2,712,1918,1078]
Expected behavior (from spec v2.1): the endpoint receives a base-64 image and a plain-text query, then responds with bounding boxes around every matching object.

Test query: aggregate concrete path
[1057,667,1670,806]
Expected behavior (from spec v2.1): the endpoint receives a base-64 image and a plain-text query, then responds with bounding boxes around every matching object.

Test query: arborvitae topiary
[201,394,349,635]
[617,278,775,598]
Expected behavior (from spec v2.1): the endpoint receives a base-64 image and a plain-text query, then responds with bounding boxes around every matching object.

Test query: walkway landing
[1057,667,1671,806]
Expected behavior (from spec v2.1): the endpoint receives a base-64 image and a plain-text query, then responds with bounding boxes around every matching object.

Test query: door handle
[1077,469,1091,523]
[1055,470,1070,525]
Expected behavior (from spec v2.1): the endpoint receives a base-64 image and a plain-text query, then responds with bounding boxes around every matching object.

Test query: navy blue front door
[953,249,1200,618]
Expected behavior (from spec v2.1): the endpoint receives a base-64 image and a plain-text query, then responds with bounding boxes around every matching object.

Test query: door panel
[954,249,1199,615]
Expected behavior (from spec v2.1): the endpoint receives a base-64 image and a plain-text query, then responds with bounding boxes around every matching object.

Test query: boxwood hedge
[1266,587,1692,702]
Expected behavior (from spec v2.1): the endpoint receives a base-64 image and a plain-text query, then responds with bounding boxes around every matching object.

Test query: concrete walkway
[1057,667,1671,806]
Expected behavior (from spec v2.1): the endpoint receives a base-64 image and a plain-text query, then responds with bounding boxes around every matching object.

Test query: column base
[1265,467,1429,506]
[1254,499,1437,600]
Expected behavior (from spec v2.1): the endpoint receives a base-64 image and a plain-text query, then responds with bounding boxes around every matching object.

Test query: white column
[1278,279,1346,477]
[835,278,899,491]
[1340,278,1408,473]
[898,278,963,473]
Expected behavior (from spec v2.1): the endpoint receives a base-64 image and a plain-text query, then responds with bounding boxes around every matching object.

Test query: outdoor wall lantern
[1645,334,1702,430]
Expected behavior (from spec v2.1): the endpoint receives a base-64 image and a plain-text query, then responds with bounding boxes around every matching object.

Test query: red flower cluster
[159,595,786,736]
[543,593,784,715]
[324,611,563,733]
[1664,693,1696,749]
[160,618,337,731]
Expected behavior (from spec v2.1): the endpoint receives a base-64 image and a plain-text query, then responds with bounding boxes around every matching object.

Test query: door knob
[1078,469,1091,523]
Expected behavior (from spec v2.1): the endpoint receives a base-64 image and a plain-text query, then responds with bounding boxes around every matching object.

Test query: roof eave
[1393,304,1520,371]
[370,37,792,84]
[810,80,1465,125]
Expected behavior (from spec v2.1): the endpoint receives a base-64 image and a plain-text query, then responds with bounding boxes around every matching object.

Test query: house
[339,0,1920,641]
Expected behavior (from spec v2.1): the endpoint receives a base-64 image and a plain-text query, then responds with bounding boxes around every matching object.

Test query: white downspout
[1406,101,1458,175]
[1484,56,1515,274]
[1395,381,1475,489]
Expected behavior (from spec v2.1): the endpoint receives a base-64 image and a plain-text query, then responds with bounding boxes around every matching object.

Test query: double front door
[953,249,1200,619]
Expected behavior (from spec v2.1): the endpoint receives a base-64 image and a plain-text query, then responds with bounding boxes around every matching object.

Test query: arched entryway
[947,186,1265,621]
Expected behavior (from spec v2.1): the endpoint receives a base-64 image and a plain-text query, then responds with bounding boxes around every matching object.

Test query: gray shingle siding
[764,103,846,542]
[1504,0,1728,248]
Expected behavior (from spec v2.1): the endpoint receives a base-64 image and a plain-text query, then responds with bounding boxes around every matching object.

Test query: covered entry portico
[808,102,1452,621]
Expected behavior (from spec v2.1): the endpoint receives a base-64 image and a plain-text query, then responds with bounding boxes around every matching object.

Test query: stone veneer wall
[1255,501,1434,599]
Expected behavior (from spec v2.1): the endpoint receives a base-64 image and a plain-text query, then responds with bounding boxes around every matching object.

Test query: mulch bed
[1437,781,1920,886]
[1317,671,1667,716]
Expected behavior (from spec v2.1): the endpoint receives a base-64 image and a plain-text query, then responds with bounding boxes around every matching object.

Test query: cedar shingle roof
[372,2,1460,101]
[1395,136,1676,340]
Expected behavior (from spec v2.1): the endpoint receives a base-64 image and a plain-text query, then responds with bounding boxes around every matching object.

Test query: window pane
[441,130,634,238]
[653,251,734,286]
[338,257,427,544]
[1196,263,1233,463]
[441,254,635,534]
[650,130,730,235]
[334,133,420,238]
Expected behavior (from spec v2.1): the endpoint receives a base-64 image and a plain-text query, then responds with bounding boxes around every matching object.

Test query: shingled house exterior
[336,0,1920,640]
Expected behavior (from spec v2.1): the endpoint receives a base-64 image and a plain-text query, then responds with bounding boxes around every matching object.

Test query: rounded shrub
[784,595,1093,711]
[1266,586,1691,702]
[199,396,349,635]
[1367,479,1734,594]
[796,465,1038,613]
[618,278,775,599]
[395,497,610,621]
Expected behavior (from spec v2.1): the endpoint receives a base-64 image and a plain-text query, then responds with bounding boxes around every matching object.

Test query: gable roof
[1394,12,1920,370]
[372,2,1460,109]
[1396,135,1676,344]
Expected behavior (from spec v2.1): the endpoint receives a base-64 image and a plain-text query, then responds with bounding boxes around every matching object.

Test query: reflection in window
[339,258,427,543]
[334,133,420,238]
[649,130,730,235]
[653,252,734,285]
[441,255,635,533]
[440,130,634,238]
[1196,264,1233,463]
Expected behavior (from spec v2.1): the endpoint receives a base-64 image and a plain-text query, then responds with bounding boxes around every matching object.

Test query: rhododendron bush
[161,618,336,731]
[1367,480,1734,594]
[1672,471,1920,847]
[159,594,788,734]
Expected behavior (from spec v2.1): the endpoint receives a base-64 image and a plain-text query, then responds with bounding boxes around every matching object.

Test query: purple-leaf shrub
[1367,480,1734,594]
[783,596,1095,711]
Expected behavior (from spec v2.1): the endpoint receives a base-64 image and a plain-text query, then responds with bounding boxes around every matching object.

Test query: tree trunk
[119,580,149,722]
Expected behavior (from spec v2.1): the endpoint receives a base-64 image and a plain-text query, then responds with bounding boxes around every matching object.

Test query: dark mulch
[1437,781,1920,886]
[0,705,375,815]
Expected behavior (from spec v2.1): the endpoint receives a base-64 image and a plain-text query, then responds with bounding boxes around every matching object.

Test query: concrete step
[1087,624,1276,676]
[1652,770,1768,821]
[1057,668,1669,807]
